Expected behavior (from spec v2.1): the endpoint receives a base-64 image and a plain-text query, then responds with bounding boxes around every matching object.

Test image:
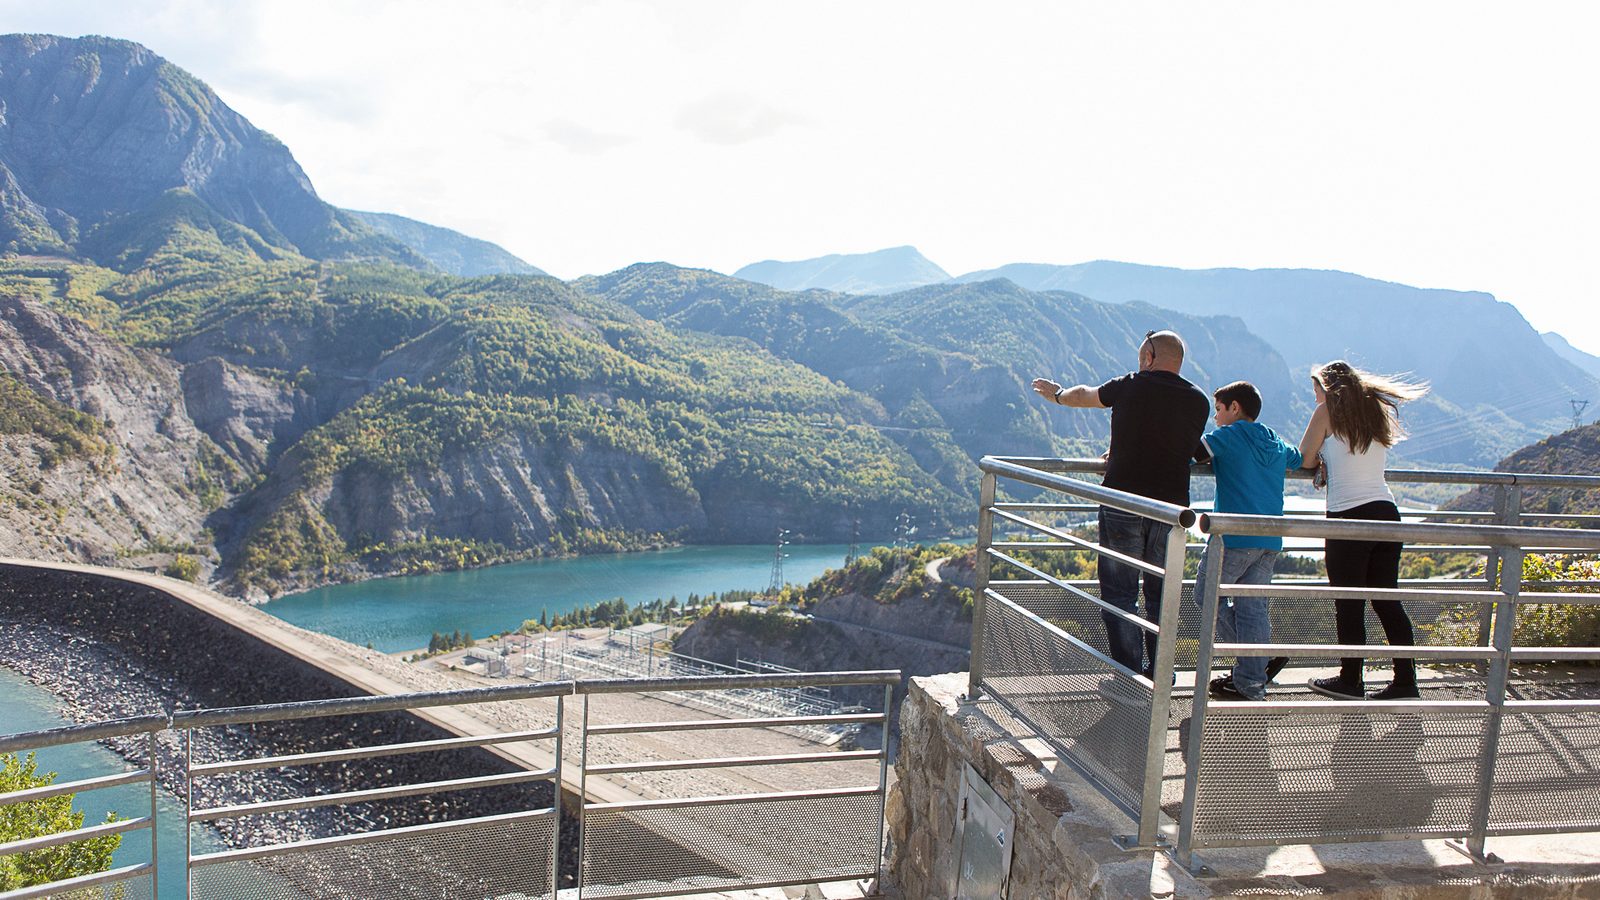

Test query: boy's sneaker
[1209,678,1259,701]
[1265,656,1289,683]
[1308,676,1364,700]
[1207,674,1235,698]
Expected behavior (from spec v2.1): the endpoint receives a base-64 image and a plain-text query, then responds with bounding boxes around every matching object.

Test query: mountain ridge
[0,34,424,269]
[734,246,949,294]
[344,210,545,277]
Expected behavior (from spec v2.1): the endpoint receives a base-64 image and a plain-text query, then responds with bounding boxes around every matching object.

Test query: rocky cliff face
[181,357,315,473]
[322,441,707,551]
[0,293,228,568]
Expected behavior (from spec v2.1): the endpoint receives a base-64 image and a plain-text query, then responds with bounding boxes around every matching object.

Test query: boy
[1192,381,1302,700]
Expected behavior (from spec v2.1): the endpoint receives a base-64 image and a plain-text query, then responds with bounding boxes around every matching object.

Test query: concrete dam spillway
[0,558,733,893]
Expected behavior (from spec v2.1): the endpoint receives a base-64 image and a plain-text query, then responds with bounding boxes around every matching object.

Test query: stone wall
[883,673,1155,899]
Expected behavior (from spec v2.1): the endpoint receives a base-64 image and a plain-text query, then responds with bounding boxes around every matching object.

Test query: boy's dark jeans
[1098,506,1171,676]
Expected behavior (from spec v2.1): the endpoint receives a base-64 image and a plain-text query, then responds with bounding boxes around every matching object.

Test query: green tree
[0,753,122,890]
[163,554,200,582]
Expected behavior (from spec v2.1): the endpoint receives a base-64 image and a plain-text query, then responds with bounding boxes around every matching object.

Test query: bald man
[1031,329,1209,677]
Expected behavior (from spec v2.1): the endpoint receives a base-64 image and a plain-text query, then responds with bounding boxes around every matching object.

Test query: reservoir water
[263,541,881,653]
[0,666,217,899]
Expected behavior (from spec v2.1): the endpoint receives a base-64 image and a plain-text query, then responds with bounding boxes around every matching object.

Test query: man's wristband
[1054,387,1065,404]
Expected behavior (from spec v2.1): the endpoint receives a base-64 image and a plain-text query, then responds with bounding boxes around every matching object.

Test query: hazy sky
[5,1,1599,352]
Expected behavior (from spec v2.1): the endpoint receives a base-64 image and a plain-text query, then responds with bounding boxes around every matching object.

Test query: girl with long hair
[1299,360,1430,700]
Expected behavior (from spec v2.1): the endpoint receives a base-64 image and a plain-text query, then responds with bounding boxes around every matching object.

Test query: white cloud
[675,92,800,146]
[541,118,632,155]
[1,0,1597,351]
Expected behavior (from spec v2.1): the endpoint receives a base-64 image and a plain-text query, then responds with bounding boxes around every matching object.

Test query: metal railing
[0,670,896,900]
[0,715,166,900]
[970,455,1600,867]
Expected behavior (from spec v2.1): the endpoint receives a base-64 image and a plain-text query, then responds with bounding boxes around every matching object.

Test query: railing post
[1135,522,1191,848]
[577,695,590,899]
[876,682,892,887]
[1479,485,1520,652]
[969,472,997,700]
[147,729,159,895]
[1176,538,1226,871]
[551,694,565,900]
[183,728,193,900]
[1468,544,1522,862]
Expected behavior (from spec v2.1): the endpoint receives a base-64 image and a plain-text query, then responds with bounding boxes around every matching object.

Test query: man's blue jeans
[1097,507,1172,676]
[1194,542,1278,699]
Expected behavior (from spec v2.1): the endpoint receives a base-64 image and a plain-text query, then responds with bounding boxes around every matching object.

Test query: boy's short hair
[1213,381,1262,420]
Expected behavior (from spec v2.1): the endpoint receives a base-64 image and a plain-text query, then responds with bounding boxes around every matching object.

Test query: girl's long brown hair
[1314,360,1429,453]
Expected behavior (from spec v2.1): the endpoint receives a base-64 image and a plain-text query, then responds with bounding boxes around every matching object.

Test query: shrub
[164,554,200,582]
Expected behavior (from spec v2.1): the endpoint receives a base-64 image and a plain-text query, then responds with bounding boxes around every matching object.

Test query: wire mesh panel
[1487,706,1600,835]
[979,589,1154,813]
[189,810,556,900]
[580,792,879,899]
[1189,708,1488,847]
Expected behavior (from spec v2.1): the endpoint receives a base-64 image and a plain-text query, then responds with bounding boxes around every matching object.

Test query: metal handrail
[169,680,576,727]
[980,456,1196,527]
[1201,511,1600,549]
[1000,455,1600,489]
[0,713,166,755]
[972,453,1600,870]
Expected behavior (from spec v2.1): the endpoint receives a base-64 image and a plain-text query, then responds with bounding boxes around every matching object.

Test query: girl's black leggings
[1327,500,1415,686]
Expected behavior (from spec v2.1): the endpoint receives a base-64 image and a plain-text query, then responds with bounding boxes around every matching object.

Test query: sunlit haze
[5,1,1598,351]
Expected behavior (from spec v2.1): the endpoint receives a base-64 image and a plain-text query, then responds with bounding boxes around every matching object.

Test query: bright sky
[5,1,1599,352]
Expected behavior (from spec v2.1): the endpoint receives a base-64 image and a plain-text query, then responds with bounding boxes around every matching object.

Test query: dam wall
[0,560,569,853]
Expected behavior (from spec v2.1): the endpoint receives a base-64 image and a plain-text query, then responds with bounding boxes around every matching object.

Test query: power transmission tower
[767,528,790,593]
[844,518,861,566]
[1572,399,1590,431]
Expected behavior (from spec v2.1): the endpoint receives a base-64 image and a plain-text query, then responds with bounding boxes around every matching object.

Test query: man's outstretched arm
[1031,378,1106,409]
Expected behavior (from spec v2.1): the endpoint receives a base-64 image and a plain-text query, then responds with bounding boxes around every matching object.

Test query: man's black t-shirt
[1097,370,1210,505]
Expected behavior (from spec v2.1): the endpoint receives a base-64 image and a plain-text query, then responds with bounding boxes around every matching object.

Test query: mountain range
[734,246,949,294]
[0,33,1590,601]
[737,251,1598,462]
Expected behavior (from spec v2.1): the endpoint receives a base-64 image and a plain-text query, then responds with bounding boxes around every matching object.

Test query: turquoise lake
[262,541,900,653]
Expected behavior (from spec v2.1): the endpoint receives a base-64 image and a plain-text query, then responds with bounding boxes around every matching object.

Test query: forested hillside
[1448,423,1600,519]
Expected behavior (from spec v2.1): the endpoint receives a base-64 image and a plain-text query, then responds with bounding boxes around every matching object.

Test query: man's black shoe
[1365,681,1420,700]
[1308,676,1363,700]
[1265,656,1289,682]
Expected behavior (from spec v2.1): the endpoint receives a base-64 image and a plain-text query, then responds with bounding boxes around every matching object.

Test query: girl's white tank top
[1324,434,1394,512]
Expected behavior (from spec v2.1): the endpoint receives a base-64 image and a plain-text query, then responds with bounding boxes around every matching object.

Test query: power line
[1573,399,1590,432]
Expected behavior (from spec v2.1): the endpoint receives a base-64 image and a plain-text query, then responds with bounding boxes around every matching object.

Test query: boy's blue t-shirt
[1201,420,1303,550]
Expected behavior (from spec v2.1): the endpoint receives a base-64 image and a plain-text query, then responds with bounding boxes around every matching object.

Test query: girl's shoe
[1308,676,1363,700]
[1365,681,1420,700]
